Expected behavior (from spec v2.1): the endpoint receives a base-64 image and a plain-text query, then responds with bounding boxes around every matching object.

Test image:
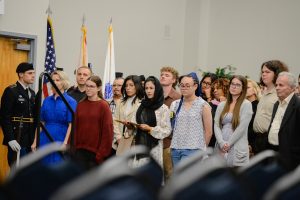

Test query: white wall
[51,0,187,83]
[183,0,211,76]
[204,0,300,81]
[1,0,299,87]
[0,0,49,83]
[0,0,186,86]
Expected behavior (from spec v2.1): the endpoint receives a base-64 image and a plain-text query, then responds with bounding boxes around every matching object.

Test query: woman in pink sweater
[74,75,113,169]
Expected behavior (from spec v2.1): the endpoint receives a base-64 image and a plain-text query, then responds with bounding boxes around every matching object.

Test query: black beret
[56,67,64,71]
[16,62,34,73]
[139,75,145,81]
[115,72,123,78]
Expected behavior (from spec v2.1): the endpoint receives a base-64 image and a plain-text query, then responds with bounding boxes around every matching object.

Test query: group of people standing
[197,60,300,170]
[43,67,114,168]
[1,60,300,180]
[0,64,114,170]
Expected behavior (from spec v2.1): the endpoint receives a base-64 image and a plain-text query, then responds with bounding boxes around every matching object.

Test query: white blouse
[131,104,171,169]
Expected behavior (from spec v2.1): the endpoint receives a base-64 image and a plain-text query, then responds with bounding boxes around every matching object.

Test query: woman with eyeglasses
[214,75,253,167]
[73,75,113,169]
[36,70,77,164]
[200,73,218,147]
[200,73,218,103]
[170,73,212,166]
[113,75,144,155]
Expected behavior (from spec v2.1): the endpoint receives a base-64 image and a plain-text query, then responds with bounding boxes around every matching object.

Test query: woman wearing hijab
[131,76,171,169]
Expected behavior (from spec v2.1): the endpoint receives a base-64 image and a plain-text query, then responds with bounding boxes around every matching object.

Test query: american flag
[43,16,57,97]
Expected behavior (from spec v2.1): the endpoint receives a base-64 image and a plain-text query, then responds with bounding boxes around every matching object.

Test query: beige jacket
[112,98,141,149]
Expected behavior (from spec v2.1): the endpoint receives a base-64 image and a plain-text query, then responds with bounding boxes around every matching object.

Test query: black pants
[108,148,116,158]
[253,133,268,154]
[7,146,31,167]
[267,143,279,152]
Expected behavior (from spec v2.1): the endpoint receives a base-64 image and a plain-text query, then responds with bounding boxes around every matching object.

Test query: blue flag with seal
[103,18,115,100]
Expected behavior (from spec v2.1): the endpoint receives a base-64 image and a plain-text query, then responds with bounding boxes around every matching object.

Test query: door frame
[0,31,37,180]
[0,31,37,68]
[0,31,38,89]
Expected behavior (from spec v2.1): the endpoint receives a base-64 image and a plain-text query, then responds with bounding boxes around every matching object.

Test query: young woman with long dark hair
[113,75,144,155]
[214,75,253,167]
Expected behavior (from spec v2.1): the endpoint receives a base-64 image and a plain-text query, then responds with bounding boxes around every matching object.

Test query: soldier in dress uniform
[0,62,36,166]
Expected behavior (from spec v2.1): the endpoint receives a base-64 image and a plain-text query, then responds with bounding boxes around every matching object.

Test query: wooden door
[0,36,29,182]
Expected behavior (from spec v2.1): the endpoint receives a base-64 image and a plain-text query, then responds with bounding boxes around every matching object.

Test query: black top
[248,100,259,149]
[67,86,86,103]
[135,76,164,151]
[0,81,36,147]
[208,101,218,147]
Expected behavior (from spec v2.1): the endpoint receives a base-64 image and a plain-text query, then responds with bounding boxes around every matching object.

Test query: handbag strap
[172,97,183,131]
[123,125,126,133]
[175,96,183,116]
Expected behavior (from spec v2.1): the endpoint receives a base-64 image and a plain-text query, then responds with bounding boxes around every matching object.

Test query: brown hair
[219,75,247,130]
[211,78,230,100]
[160,66,179,88]
[121,75,144,105]
[260,60,289,86]
[87,75,103,99]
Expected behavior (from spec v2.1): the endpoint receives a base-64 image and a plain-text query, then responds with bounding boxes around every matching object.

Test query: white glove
[8,140,21,152]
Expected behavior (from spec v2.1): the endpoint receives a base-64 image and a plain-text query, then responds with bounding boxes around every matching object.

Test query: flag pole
[82,14,86,26]
[43,5,57,98]
[78,14,88,68]
[46,3,52,16]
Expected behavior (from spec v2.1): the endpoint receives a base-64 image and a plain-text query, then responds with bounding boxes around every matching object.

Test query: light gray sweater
[214,99,253,166]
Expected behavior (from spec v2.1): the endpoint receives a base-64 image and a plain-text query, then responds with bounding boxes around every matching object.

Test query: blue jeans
[7,147,31,166]
[171,149,199,166]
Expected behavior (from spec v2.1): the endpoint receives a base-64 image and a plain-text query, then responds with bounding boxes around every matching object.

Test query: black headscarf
[136,76,164,150]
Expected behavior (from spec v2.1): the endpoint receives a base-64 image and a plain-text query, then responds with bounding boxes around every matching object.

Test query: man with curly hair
[159,66,181,180]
